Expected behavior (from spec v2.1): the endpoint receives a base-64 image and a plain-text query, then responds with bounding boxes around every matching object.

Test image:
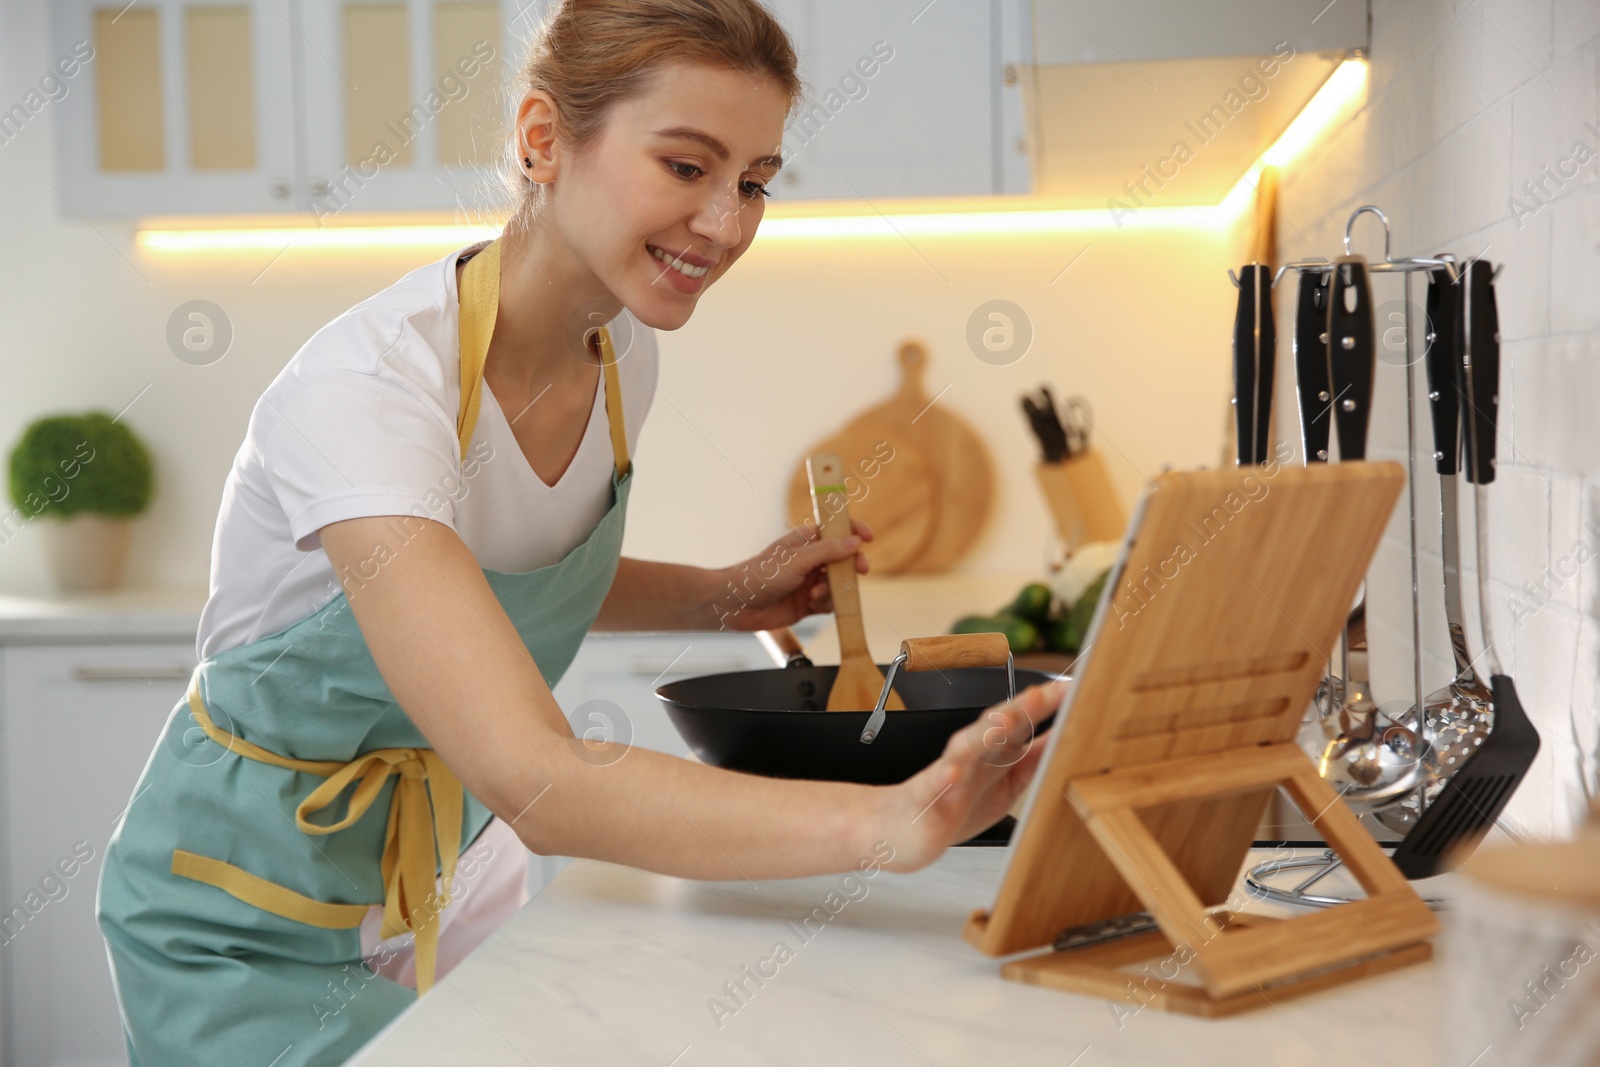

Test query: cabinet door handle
[72,664,194,682]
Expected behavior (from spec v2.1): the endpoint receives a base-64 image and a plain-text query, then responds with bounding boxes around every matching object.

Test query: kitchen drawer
[0,641,196,1067]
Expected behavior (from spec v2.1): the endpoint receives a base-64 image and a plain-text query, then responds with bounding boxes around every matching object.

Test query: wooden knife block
[1035,451,1126,550]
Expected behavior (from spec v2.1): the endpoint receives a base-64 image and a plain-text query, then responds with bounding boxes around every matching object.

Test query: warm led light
[1217,59,1368,221]
[1261,59,1368,170]
[137,60,1367,250]
[755,203,1230,239]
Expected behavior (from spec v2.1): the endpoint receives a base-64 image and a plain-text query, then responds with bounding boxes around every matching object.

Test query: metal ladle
[1295,234,1428,812]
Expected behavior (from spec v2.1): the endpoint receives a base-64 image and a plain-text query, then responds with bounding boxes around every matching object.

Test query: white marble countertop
[0,585,207,642]
[350,848,1450,1066]
[0,572,1034,651]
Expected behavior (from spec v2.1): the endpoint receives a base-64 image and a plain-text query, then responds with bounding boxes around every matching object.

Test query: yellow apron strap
[178,672,466,994]
[457,239,498,460]
[455,235,631,479]
[186,673,346,777]
[598,328,630,480]
[171,850,371,929]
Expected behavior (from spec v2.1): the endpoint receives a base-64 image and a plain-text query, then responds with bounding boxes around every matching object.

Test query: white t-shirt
[196,240,659,660]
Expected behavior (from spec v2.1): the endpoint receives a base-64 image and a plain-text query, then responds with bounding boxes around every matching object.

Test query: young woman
[97,1,1064,1062]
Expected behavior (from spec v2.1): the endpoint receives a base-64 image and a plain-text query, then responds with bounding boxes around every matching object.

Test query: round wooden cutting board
[786,422,935,574]
[786,339,995,575]
[863,340,994,573]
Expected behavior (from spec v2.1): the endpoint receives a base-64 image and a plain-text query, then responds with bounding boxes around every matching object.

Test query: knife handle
[1231,264,1276,466]
[1327,255,1374,461]
[1423,265,1462,477]
[1293,270,1332,463]
[1462,260,1500,485]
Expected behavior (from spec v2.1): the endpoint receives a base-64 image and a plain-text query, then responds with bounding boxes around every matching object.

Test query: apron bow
[181,676,465,993]
[297,747,465,981]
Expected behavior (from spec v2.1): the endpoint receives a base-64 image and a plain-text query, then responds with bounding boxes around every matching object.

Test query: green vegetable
[8,412,153,518]
[1043,615,1078,653]
[950,613,1040,655]
[1005,581,1053,625]
[994,613,1041,654]
[1061,570,1110,651]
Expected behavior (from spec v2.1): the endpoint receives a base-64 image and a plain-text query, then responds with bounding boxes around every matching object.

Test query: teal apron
[97,237,634,1066]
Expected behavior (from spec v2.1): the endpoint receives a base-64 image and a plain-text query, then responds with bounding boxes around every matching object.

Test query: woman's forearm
[325,519,878,880]
[592,556,732,632]
[502,734,889,879]
[324,516,1035,888]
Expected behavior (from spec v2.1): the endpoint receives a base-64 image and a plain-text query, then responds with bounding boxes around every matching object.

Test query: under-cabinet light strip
[135,60,1367,252]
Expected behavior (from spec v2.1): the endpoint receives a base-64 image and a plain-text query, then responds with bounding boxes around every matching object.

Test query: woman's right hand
[873,679,1067,874]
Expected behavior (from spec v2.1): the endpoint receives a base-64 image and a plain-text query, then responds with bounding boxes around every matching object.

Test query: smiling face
[528,61,789,331]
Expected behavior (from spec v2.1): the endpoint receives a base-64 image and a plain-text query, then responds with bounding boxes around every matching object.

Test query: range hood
[1019,0,1370,209]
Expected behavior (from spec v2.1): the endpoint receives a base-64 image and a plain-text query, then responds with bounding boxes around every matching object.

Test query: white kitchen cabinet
[49,0,301,216]
[0,640,196,1067]
[49,0,1031,218]
[293,0,522,218]
[772,0,1032,200]
[50,0,525,218]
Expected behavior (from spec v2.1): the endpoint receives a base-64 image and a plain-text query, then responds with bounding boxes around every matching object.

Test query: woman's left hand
[712,519,875,632]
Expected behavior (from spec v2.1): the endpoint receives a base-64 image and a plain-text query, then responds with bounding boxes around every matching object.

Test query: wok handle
[862,633,1016,747]
[899,633,1011,672]
[755,628,813,669]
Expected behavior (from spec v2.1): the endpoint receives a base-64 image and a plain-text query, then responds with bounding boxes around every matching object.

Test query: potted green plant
[8,411,154,592]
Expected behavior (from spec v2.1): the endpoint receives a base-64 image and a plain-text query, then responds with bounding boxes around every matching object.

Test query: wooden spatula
[807,453,905,712]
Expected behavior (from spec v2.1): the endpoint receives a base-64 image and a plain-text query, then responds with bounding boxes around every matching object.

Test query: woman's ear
[516,92,560,185]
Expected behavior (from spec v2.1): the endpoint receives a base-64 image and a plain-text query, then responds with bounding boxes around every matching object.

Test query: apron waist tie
[171,673,464,994]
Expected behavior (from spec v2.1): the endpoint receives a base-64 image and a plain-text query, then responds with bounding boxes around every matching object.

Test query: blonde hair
[502,0,802,225]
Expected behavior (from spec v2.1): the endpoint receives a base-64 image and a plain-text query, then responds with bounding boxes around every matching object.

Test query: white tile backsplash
[1432,15,1486,138]
[1508,41,1598,200]
[1547,469,1587,612]
[1556,0,1600,60]
[1281,0,1600,835]
[1480,0,1555,104]
[1453,102,1516,235]
[1488,463,1554,585]
[1486,210,1552,343]
[1510,597,1581,830]
[1549,180,1600,335]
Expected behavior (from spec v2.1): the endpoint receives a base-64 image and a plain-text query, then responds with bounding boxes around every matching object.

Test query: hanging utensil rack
[1230,204,1481,842]
[1228,207,1446,783]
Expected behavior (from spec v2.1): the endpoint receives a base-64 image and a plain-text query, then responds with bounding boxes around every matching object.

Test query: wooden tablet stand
[965,462,1439,1017]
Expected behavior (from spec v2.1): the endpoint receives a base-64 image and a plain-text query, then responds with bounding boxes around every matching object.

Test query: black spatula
[1390,259,1540,880]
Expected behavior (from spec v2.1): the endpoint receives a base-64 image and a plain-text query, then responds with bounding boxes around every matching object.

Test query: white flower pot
[39,513,133,592]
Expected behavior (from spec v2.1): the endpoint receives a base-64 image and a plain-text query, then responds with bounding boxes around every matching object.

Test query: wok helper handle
[862,634,1015,744]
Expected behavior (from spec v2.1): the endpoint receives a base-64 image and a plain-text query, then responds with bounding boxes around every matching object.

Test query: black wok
[655,630,1060,786]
